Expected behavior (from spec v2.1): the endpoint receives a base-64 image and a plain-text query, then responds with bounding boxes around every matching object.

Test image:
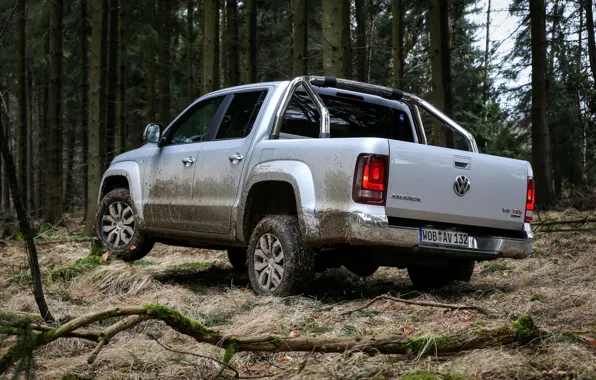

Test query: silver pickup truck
[96,76,534,295]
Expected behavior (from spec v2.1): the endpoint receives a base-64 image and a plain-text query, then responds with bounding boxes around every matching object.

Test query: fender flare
[237,160,319,244]
[99,161,144,220]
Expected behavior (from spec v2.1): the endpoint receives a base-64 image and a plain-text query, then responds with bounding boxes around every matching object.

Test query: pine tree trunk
[391,0,404,88]
[225,0,240,86]
[146,0,156,124]
[323,0,350,78]
[118,1,126,153]
[159,0,172,124]
[17,0,27,212]
[0,106,54,323]
[428,0,454,147]
[583,0,596,85]
[355,0,366,82]
[187,0,194,101]
[530,0,555,206]
[45,0,63,223]
[292,0,307,76]
[27,70,34,215]
[342,1,351,79]
[81,0,90,220]
[482,0,491,120]
[86,0,109,229]
[245,0,257,83]
[106,0,119,167]
[578,4,588,185]
[203,0,220,93]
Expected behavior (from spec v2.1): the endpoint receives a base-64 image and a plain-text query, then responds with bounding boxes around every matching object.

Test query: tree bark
[245,0,257,83]
[292,0,308,76]
[482,0,491,120]
[342,0,351,79]
[86,0,109,229]
[106,0,118,168]
[355,0,366,82]
[0,100,54,323]
[530,0,555,206]
[583,0,596,85]
[323,0,350,78]
[17,0,27,211]
[45,0,63,223]
[159,0,172,124]
[428,0,454,147]
[81,0,90,220]
[187,0,194,101]
[203,0,220,93]
[391,0,404,89]
[27,70,34,215]
[225,0,240,86]
[117,1,126,153]
[146,0,156,124]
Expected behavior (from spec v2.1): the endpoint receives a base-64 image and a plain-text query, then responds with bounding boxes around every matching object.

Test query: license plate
[419,228,469,247]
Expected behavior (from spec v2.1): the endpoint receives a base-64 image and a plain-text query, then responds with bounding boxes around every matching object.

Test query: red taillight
[353,154,388,205]
[525,177,535,223]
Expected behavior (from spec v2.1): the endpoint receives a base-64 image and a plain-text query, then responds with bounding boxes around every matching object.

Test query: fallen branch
[341,295,494,317]
[534,228,596,234]
[0,305,541,376]
[35,236,96,246]
[532,217,596,227]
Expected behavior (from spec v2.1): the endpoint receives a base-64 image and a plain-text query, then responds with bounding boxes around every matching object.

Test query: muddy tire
[227,248,248,272]
[247,215,315,296]
[407,261,475,290]
[95,188,154,262]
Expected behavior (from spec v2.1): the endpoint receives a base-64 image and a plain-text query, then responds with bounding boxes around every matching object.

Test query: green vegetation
[301,317,331,334]
[480,262,510,275]
[49,255,109,281]
[353,309,382,318]
[531,293,546,301]
[513,315,540,341]
[173,262,214,271]
[342,324,361,336]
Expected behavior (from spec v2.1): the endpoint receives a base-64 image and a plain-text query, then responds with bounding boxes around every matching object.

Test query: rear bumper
[339,212,533,260]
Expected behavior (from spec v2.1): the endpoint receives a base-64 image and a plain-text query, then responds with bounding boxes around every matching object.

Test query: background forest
[0,0,595,228]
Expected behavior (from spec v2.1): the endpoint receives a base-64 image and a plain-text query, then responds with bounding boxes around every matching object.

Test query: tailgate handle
[454,156,471,170]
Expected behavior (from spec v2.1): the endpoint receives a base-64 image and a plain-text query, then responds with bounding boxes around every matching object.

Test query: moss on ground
[513,314,540,341]
[49,255,109,281]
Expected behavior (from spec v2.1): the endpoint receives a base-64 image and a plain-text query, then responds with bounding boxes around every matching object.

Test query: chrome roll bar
[270,76,478,153]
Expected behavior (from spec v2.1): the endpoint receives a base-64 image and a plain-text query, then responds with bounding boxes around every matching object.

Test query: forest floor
[1,210,595,379]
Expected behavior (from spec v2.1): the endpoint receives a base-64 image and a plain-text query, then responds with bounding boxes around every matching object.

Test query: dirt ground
[1,210,595,379]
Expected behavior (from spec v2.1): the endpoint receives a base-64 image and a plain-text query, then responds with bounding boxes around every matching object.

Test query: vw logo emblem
[453,175,471,196]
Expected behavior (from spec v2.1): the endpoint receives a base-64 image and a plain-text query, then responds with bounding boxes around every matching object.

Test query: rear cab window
[215,90,268,140]
[280,91,416,143]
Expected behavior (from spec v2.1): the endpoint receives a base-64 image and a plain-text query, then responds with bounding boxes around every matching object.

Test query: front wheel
[407,261,475,290]
[247,215,315,296]
[95,188,154,262]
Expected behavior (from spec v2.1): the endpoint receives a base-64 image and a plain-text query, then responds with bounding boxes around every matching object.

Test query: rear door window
[215,90,268,140]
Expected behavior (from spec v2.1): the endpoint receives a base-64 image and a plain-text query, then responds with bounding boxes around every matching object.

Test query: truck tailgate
[385,141,529,231]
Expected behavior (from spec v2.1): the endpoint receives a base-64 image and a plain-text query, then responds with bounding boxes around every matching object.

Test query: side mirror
[143,123,162,144]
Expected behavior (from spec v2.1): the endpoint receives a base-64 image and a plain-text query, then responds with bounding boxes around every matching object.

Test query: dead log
[0,305,543,375]
[532,217,596,227]
[341,295,495,317]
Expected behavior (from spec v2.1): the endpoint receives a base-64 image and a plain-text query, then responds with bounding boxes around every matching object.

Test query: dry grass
[1,211,596,379]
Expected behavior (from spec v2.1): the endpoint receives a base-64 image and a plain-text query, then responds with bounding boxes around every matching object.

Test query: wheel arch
[237,161,318,244]
[99,161,144,220]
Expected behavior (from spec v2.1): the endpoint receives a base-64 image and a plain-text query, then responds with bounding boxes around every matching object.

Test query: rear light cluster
[353,154,388,205]
[525,177,535,223]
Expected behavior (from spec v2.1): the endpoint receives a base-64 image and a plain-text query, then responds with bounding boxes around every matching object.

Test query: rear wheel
[227,248,248,272]
[247,215,315,296]
[407,260,474,290]
[95,188,154,262]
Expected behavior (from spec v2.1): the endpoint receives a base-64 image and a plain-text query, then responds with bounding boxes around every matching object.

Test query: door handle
[229,153,244,163]
[182,157,195,166]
